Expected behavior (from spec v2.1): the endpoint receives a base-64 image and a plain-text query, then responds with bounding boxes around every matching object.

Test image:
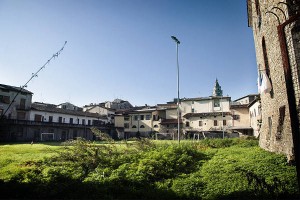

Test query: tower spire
[212,78,223,97]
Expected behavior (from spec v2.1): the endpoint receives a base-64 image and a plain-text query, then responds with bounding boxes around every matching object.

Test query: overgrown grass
[0,143,62,180]
[0,138,298,199]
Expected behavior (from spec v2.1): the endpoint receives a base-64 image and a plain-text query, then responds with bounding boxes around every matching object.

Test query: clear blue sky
[0,0,257,107]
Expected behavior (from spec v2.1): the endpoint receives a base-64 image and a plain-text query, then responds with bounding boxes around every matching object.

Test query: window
[124,123,129,128]
[77,118,79,124]
[214,120,218,126]
[191,108,195,113]
[214,99,220,107]
[34,114,42,122]
[20,98,26,109]
[186,121,190,127]
[59,117,63,123]
[134,115,139,121]
[0,95,10,104]
[154,124,158,128]
[140,115,144,120]
[70,118,73,124]
[49,116,53,122]
[82,119,85,125]
[140,125,145,128]
[146,115,151,120]
[223,120,226,126]
[132,125,137,128]
[88,120,91,125]
[268,117,272,139]
[262,37,273,98]
[233,115,240,120]
[124,116,130,121]
[199,121,203,126]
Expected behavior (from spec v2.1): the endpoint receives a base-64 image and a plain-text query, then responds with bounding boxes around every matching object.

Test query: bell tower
[212,79,223,97]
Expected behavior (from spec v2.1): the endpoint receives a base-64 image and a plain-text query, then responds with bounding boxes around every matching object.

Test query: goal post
[41,133,55,141]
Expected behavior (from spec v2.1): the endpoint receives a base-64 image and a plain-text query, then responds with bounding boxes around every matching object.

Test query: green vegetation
[0,135,298,199]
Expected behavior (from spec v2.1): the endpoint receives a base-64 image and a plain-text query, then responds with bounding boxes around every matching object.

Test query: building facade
[247,0,300,160]
[0,84,32,120]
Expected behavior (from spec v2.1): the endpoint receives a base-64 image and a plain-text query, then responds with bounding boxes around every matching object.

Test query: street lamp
[171,36,180,144]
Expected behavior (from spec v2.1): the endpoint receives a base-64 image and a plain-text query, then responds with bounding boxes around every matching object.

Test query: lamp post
[171,36,180,144]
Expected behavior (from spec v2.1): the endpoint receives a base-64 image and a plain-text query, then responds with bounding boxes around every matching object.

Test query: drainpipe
[277,13,300,188]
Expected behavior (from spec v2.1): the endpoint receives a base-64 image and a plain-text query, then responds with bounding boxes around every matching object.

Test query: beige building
[247,0,300,160]
[0,84,32,120]
[249,97,262,138]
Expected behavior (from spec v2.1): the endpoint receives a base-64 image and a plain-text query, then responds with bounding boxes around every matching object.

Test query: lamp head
[171,36,180,44]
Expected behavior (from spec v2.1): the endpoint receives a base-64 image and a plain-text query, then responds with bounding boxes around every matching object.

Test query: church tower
[212,79,223,97]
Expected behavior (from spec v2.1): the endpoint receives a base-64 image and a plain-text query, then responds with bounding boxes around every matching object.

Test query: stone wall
[248,0,300,160]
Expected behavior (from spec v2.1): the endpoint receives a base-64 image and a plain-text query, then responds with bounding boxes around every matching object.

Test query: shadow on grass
[0,178,180,200]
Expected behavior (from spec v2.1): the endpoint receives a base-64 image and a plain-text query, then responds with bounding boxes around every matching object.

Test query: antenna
[1,41,67,119]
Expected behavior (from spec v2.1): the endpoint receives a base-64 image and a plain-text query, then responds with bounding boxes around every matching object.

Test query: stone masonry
[247,0,300,160]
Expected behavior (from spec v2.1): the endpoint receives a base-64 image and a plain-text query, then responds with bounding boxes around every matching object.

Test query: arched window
[154,125,158,128]
[140,125,145,128]
[262,37,274,98]
[132,125,137,128]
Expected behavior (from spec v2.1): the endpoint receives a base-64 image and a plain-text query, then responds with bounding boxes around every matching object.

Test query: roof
[233,94,258,102]
[248,97,260,108]
[160,119,183,125]
[0,84,33,94]
[227,126,253,130]
[31,103,105,118]
[183,112,231,119]
[84,104,116,112]
[230,104,249,109]
[180,96,231,102]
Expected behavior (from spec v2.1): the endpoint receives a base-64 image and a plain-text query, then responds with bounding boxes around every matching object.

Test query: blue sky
[0,0,257,107]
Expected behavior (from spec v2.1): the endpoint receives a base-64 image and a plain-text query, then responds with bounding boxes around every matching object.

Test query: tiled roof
[31,103,105,118]
[0,84,33,94]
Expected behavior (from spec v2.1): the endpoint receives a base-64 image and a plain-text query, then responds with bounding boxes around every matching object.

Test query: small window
[214,120,218,126]
[124,123,129,128]
[70,118,73,124]
[199,121,203,126]
[140,115,144,120]
[59,117,63,123]
[154,124,158,128]
[49,116,53,122]
[88,120,91,125]
[124,116,130,121]
[132,125,137,128]
[0,95,10,104]
[146,115,151,120]
[223,120,226,126]
[186,121,190,127]
[140,125,145,128]
[191,108,195,113]
[82,119,85,125]
[134,115,139,121]
[35,114,42,122]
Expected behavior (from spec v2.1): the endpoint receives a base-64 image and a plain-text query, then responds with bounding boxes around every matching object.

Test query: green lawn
[0,138,298,199]
[0,142,62,180]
